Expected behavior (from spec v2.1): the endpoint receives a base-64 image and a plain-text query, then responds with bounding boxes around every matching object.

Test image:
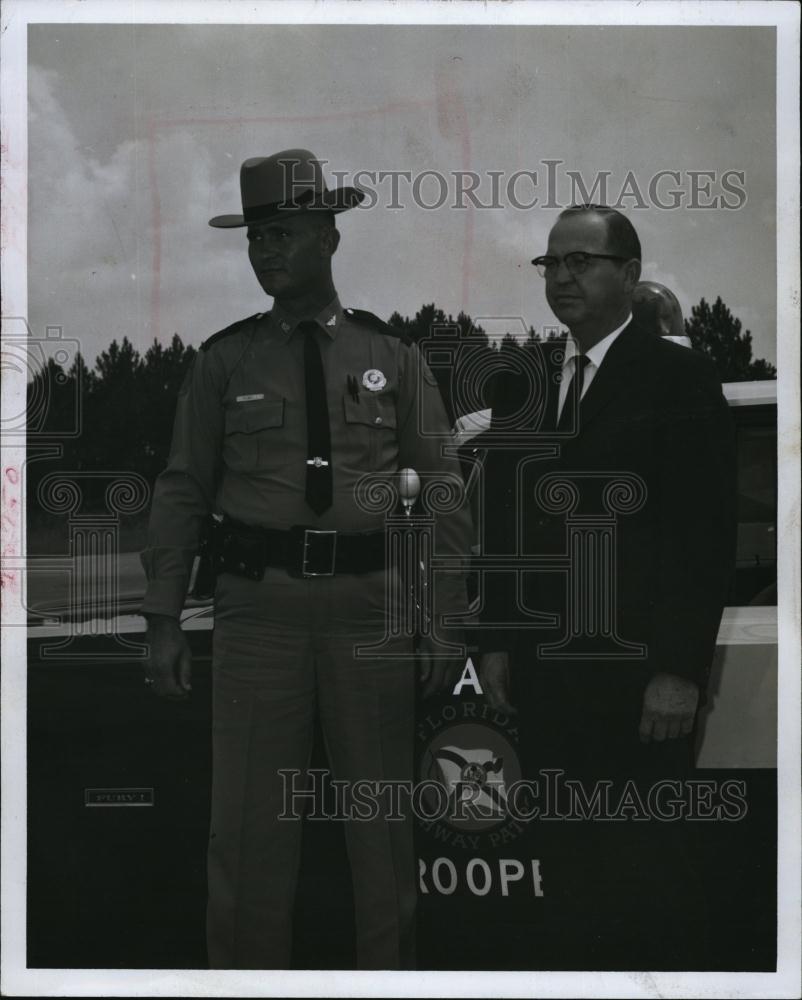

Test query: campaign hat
[209,148,364,228]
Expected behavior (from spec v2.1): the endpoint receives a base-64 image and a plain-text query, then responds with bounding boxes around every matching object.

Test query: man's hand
[638,671,699,743]
[418,633,465,699]
[144,614,193,700]
[478,651,516,714]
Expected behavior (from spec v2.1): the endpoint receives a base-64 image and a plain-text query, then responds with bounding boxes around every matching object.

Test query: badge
[362,369,387,391]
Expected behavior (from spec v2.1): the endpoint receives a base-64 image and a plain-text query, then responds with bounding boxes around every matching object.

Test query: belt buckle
[300,528,337,577]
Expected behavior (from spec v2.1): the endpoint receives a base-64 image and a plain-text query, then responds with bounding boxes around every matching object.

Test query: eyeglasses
[531,251,628,278]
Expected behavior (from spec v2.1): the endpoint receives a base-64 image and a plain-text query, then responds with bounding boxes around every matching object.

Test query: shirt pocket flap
[343,392,397,429]
[226,398,285,434]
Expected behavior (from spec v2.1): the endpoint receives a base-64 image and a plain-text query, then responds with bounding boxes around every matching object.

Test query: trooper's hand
[639,671,699,742]
[144,614,193,700]
[478,651,516,714]
[418,632,465,699]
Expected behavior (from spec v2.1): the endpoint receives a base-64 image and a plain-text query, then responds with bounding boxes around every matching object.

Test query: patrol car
[24,378,778,969]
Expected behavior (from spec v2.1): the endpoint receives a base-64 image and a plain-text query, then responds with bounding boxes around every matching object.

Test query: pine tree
[685,296,776,382]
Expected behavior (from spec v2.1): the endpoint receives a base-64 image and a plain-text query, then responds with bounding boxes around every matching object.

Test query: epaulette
[200,313,263,352]
[344,307,412,346]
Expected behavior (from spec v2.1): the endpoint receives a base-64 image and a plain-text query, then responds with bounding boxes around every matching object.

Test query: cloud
[28,65,258,361]
[26,25,777,368]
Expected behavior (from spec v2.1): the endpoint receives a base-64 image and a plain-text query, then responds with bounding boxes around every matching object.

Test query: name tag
[236,393,265,402]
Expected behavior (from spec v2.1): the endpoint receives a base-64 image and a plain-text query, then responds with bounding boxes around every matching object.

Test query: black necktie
[557,354,589,432]
[299,320,332,515]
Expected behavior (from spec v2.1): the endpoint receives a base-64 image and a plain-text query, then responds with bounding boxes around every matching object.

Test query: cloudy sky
[28,23,777,367]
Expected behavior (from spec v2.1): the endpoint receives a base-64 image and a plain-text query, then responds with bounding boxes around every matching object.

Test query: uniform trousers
[206,566,416,969]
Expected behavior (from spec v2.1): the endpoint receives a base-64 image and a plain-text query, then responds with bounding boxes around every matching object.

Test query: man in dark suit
[477,205,737,966]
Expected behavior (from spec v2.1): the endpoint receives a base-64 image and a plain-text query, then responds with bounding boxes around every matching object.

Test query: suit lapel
[575,320,653,433]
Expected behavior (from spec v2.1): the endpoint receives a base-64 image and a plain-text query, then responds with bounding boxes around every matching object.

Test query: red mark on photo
[146,96,475,340]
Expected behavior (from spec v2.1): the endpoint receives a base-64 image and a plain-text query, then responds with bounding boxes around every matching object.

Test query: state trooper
[140,149,472,970]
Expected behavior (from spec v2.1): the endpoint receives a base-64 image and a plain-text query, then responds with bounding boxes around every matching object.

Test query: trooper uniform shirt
[141,296,471,618]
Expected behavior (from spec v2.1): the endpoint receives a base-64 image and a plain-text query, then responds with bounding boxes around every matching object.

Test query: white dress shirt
[556,313,633,422]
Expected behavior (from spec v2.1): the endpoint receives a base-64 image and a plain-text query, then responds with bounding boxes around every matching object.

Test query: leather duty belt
[216,517,386,580]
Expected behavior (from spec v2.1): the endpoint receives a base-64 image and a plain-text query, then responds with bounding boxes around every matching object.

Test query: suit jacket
[478,319,737,693]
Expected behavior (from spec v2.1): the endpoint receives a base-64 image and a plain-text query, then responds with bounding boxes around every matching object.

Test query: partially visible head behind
[539,204,642,341]
[632,280,689,345]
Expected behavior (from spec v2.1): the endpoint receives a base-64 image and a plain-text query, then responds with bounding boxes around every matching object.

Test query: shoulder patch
[200,313,262,352]
[344,308,412,347]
